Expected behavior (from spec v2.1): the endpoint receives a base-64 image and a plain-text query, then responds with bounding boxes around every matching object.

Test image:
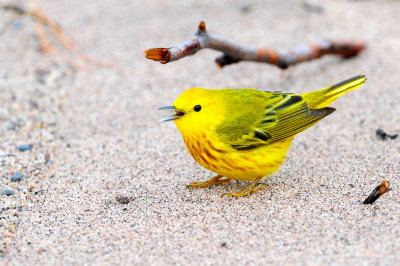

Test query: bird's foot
[223,177,266,197]
[187,175,230,189]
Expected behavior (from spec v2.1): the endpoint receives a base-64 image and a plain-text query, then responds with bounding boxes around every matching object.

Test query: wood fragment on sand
[145,21,365,69]
[363,180,390,205]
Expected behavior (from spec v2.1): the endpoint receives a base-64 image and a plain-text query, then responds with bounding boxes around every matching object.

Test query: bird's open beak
[158,105,185,122]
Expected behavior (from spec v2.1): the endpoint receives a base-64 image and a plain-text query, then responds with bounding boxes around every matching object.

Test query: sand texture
[1,0,399,264]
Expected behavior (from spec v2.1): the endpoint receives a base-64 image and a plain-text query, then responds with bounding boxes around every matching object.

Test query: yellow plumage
[160,75,366,197]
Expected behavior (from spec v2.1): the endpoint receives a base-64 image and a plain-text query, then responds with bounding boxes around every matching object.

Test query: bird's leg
[187,175,231,189]
[223,176,266,197]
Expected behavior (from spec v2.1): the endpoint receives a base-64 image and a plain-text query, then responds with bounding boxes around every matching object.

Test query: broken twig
[1,1,112,69]
[363,180,390,205]
[145,21,365,69]
[376,129,398,140]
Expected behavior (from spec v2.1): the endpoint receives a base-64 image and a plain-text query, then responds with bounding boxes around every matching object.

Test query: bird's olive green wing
[229,92,335,151]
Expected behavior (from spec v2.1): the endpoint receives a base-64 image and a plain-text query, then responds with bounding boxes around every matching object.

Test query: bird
[159,75,366,197]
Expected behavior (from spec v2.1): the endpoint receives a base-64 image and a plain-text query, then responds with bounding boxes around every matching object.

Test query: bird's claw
[187,177,231,189]
[222,183,267,197]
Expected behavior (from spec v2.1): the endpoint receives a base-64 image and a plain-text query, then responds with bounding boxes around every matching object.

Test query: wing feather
[229,92,335,151]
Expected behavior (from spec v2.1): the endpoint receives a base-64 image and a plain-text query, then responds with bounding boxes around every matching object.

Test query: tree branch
[145,21,365,69]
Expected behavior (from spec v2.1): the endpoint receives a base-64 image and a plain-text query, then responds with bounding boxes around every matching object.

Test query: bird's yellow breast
[181,130,294,181]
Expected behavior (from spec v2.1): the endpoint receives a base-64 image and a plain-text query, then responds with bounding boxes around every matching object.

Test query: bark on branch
[145,21,365,69]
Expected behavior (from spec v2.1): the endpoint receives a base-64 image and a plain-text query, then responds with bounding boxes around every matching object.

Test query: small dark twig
[376,129,398,140]
[0,5,26,36]
[363,180,390,205]
[145,21,365,69]
[2,4,26,15]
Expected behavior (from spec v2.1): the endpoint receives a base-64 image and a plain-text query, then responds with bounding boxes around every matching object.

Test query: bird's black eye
[194,105,202,112]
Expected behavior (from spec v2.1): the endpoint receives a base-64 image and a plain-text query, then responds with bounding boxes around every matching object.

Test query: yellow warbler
[160,75,366,197]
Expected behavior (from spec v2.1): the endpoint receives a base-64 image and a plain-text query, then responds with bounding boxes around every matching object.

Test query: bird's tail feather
[302,75,366,109]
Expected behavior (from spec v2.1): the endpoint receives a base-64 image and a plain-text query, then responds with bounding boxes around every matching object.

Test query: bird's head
[159,88,226,133]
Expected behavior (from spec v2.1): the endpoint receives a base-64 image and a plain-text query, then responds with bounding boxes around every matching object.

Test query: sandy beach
[1,0,399,264]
